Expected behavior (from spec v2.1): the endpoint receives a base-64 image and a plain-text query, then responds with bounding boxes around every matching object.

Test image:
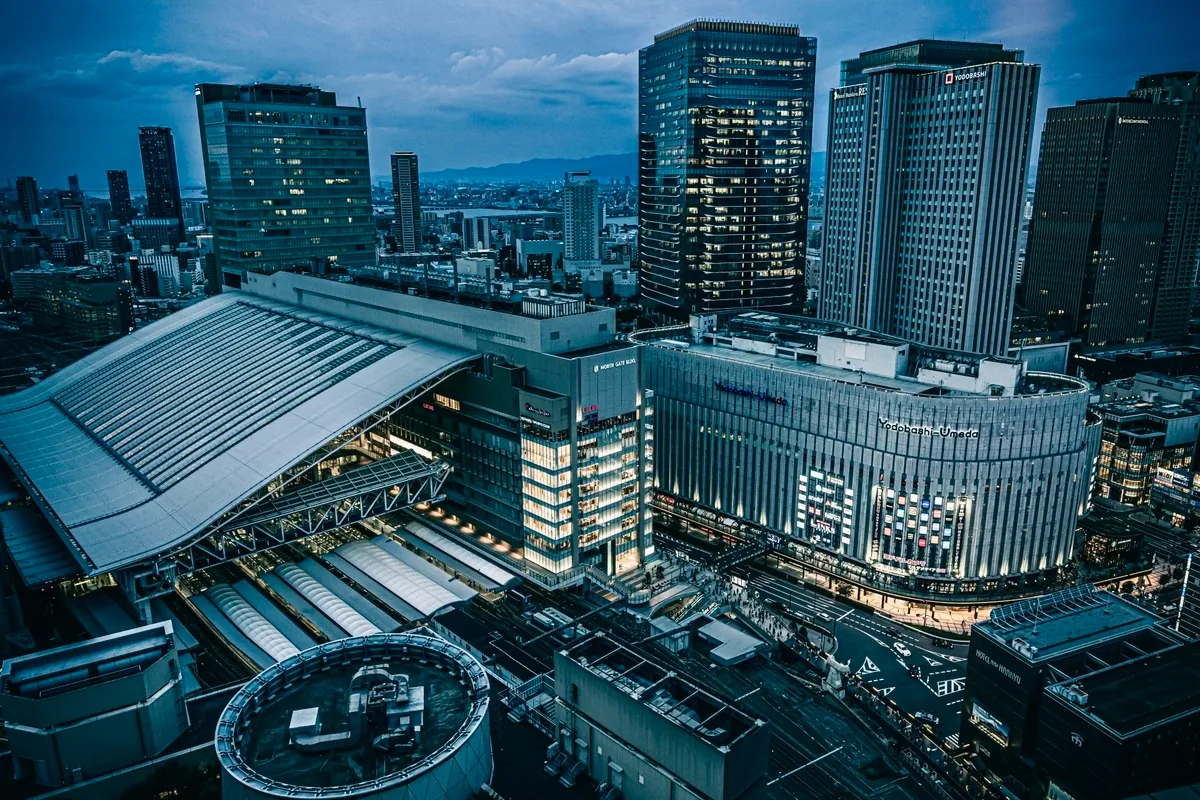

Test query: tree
[1173,566,1186,581]
[1120,581,1136,595]
[836,583,853,598]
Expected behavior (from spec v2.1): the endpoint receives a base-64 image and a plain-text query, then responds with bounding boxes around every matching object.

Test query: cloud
[4,49,251,102]
[449,47,506,75]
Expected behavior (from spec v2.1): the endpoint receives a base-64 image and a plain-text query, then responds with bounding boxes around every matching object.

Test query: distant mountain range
[421,153,636,183]
[415,150,826,184]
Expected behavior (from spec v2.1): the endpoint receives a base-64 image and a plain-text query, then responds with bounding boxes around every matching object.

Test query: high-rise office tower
[390,152,421,252]
[563,171,601,271]
[195,83,375,288]
[107,169,134,225]
[1130,73,1200,341]
[67,173,82,202]
[138,126,184,238]
[59,191,92,246]
[1023,100,1181,347]
[639,20,817,315]
[462,217,490,250]
[15,176,39,224]
[820,40,1039,356]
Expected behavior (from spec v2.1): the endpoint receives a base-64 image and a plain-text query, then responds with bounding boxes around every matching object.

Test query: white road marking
[879,686,894,697]
[923,656,944,667]
[860,657,880,675]
[935,677,965,696]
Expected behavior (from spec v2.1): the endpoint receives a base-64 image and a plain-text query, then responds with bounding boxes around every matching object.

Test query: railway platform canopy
[0,291,475,588]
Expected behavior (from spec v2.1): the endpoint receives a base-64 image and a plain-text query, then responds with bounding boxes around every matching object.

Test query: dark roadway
[742,567,969,746]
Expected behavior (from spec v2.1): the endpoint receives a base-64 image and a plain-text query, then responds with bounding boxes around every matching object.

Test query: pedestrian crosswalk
[944,732,960,748]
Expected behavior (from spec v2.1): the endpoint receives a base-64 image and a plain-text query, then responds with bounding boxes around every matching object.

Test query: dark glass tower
[1129,73,1200,342]
[107,169,134,225]
[196,83,375,288]
[138,126,184,238]
[820,40,1038,356]
[390,151,421,253]
[1023,100,1181,347]
[15,176,39,224]
[638,20,817,316]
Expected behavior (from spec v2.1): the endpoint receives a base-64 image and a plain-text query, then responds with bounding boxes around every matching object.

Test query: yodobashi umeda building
[633,313,1099,598]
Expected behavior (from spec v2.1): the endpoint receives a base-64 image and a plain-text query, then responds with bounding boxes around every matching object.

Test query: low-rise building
[960,587,1181,777]
[1094,397,1199,506]
[1037,639,1200,800]
[11,266,134,342]
[0,622,190,789]
[552,633,769,799]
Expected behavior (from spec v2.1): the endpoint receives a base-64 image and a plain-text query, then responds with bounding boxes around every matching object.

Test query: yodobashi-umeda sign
[879,417,979,439]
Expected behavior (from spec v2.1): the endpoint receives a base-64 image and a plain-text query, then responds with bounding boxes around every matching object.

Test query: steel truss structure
[118,367,473,620]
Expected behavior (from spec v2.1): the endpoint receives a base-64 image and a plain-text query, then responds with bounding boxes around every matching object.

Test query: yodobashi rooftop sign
[879,417,979,439]
[945,69,986,85]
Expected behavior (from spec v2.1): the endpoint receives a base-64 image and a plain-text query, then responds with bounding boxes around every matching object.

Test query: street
[745,568,969,745]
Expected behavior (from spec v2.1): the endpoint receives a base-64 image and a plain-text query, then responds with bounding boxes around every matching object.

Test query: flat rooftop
[561,633,760,750]
[1048,640,1200,737]
[1,622,174,699]
[633,317,1085,399]
[977,587,1163,663]
[236,659,468,788]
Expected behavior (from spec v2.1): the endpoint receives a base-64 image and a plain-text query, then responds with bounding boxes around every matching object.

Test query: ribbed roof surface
[0,292,474,574]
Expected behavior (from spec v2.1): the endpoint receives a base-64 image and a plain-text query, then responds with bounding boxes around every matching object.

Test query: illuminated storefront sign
[523,403,550,417]
[833,85,867,100]
[713,379,788,406]
[878,417,979,439]
[593,358,636,373]
[945,70,986,85]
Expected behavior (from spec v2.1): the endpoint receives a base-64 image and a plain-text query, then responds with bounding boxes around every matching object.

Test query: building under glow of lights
[638,19,817,316]
[634,312,1099,598]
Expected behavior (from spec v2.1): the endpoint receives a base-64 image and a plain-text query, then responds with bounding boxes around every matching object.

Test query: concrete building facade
[552,633,769,800]
[634,312,1098,597]
[820,41,1039,356]
[1,622,190,789]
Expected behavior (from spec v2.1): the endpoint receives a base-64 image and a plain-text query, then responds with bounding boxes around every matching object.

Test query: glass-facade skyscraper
[1023,99,1181,347]
[390,151,421,253]
[138,126,184,238]
[638,20,817,316]
[820,40,1039,356]
[107,169,134,225]
[1129,72,1200,342]
[195,83,375,288]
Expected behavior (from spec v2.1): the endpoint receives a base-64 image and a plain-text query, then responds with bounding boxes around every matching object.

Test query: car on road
[819,611,833,621]
[914,711,939,727]
[894,642,912,657]
[930,637,956,649]
[908,664,922,679]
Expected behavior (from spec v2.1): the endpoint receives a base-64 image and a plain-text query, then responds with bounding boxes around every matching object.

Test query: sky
[2,0,1197,190]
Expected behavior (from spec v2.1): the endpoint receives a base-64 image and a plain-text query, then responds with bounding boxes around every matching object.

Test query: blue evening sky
[2,0,1196,188]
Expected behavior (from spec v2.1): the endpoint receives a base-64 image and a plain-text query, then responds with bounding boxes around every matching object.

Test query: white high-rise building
[563,171,601,272]
[820,40,1040,356]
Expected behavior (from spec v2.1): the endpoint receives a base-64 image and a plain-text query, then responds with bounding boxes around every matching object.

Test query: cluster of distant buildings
[2,15,1200,800]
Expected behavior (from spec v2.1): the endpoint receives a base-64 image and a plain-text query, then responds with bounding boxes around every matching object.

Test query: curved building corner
[635,313,1099,600]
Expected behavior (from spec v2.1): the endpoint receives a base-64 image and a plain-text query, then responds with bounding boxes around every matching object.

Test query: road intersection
[743,568,969,741]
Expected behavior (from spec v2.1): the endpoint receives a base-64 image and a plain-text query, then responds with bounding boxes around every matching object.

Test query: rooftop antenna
[357,96,362,108]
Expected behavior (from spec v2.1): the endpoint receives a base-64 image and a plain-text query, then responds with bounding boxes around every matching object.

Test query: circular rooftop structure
[216,634,491,800]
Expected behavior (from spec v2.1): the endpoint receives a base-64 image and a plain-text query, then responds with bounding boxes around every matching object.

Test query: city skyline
[2,0,1197,188]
